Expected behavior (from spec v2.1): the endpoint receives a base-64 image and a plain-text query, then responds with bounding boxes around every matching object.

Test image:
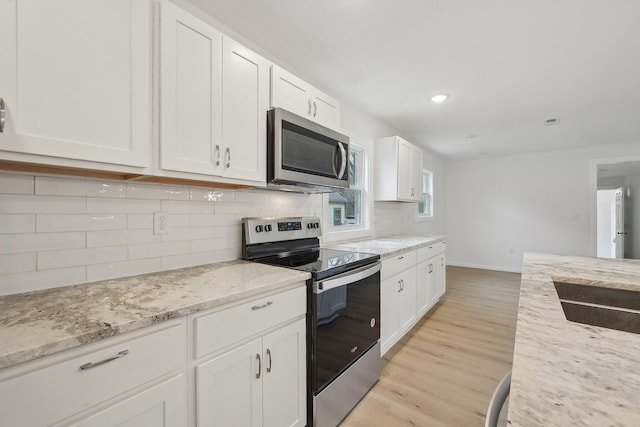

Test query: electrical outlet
[154,212,168,235]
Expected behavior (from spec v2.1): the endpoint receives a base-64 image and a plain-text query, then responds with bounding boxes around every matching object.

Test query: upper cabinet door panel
[222,37,268,182]
[270,65,311,118]
[0,0,152,167]
[397,140,412,200]
[311,89,340,130]
[159,0,223,175]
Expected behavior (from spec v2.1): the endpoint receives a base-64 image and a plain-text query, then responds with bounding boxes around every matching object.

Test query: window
[418,169,433,218]
[328,147,362,228]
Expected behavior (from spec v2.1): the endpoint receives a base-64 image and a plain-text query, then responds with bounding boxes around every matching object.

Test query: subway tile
[0,173,34,194]
[126,183,189,200]
[87,258,162,282]
[0,253,36,274]
[0,195,85,214]
[210,247,241,263]
[127,214,153,229]
[129,241,190,260]
[87,197,160,214]
[0,232,85,255]
[214,224,241,239]
[36,176,125,198]
[38,246,127,270]
[213,203,267,216]
[233,190,271,204]
[87,229,160,247]
[189,188,233,202]
[0,215,36,234]
[190,238,234,253]
[168,214,190,228]
[190,213,238,227]
[161,252,217,271]
[161,200,214,214]
[162,226,215,242]
[37,214,127,232]
[0,267,86,296]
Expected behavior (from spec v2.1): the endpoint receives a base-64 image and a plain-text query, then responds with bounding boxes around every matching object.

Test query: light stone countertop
[0,260,310,370]
[509,253,640,426]
[326,235,446,258]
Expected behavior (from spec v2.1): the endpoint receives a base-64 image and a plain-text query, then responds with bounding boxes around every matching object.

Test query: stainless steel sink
[553,280,640,334]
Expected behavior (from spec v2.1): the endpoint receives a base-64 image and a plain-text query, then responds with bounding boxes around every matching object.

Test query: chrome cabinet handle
[0,98,5,133]
[307,99,312,115]
[398,256,404,260]
[266,348,272,373]
[313,101,317,117]
[79,350,129,370]
[256,353,261,378]
[251,301,272,310]
[397,280,402,293]
[215,145,221,166]
[225,147,231,168]
[401,279,404,291]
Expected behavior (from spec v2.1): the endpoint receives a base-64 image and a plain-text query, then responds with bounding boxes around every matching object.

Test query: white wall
[445,142,640,272]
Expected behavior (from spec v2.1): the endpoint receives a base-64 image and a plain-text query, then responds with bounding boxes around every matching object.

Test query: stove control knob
[307,223,313,229]
[265,224,272,232]
[314,222,320,228]
[255,225,263,233]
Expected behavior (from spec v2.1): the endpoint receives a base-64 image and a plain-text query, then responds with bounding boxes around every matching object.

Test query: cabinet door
[270,65,312,118]
[70,375,186,427]
[380,275,400,356]
[427,258,440,308]
[397,268,417,335]
[0,0,151,167]
[437,253,447,297]
[416,261,430,318]
[262,318,306,427]
[196,338,263,427]
[310,89,340,130]
[410,147,424,201]
[159,0,223,175]
[397,140,413,200]
[222,37,269,182]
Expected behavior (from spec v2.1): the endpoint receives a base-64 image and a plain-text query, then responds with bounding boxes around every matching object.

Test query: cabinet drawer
[438,240,447,254]
[381,250,416,280]
[194,285,306,359]
[0,319,185,427]
[417,241,446,262]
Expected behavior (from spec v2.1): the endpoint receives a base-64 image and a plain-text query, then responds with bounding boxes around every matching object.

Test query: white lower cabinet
[0,319,187,427]
[381,240,447,356]
[191,286,307,427]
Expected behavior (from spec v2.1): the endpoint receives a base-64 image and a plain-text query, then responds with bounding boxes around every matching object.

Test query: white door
[380,275,400,356]
[196,339,262,427]
[397,140,413,200]
[222,37,269,182]
[426,258,440,309]
[270,65,312,118]
[159,0,223,175]
[71,375,186,427]
[397,268,417,335]
[0,0,151,167]
[614,187,626,258]
[416,261,430,317]
[262,319,306,427]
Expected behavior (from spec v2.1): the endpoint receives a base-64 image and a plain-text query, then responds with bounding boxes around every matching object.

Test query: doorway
[596,188,624,258]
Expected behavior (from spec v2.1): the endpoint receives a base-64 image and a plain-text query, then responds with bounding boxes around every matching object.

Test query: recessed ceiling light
[431,94,449,103]
[544,117,560,125]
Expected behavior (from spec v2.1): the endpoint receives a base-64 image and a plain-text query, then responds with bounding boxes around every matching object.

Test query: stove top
[255,248,379,280]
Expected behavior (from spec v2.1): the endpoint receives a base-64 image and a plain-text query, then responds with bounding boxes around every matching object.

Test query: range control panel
[243,217,322,245]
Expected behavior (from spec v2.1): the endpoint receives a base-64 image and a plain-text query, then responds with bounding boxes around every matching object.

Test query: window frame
[416,168,434,221]
[323,140,373,243]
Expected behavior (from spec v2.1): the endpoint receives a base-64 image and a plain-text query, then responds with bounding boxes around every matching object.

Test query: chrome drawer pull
[256,353,262,378]
[251,301,273,310]
[266,348,272,373]
[215,145,221,166]
[79,350,129,370]
[0,98,5,133]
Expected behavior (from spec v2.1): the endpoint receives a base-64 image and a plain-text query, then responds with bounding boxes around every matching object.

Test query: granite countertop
[326,235,446,258]
[509,253,640,426]
[0,260,310,370]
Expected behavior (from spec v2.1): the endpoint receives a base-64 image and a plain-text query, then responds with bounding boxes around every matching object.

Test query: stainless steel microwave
[267,107,349,193]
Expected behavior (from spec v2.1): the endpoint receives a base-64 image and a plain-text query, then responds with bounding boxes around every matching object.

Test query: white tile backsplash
[38,246,127,270]
[36,214,127,232]
[0,232,86,255]
[0,267,86,295]
[0,195,85,214]
[35,176,125,198]
[0,174,34,194]
[0,214,36,234]
[128,241,191,260]
[126,183,190,200]
[0,253,36,274]
[87,258,163,282]
[87,197,161,214]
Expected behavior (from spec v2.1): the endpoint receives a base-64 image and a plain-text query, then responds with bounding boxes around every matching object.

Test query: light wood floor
[341,266,521,427]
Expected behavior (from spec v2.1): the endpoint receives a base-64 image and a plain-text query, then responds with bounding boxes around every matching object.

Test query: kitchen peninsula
[510,253,640,425]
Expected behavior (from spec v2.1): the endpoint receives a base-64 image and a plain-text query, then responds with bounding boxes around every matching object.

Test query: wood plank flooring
[341,266,521,427]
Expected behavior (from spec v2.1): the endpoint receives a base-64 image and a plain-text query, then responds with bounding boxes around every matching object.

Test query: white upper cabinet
[159,0,223,176]
[374,136,423,202]
[0,0,152,169]
[270,65,340,130]
[159,1,268,185]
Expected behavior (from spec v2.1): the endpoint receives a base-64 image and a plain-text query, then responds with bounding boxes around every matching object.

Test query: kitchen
[1,0,640,426]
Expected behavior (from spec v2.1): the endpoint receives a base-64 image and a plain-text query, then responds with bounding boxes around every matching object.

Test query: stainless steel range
[242,216,382,427]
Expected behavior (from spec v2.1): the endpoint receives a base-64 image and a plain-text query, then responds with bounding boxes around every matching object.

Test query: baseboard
[446,261,522,274]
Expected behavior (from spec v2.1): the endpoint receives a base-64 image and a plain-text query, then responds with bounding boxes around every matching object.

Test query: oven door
[312,261,381,394]
[268,107,350,190]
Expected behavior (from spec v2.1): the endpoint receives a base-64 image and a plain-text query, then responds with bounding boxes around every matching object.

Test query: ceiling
[189,0,640,160]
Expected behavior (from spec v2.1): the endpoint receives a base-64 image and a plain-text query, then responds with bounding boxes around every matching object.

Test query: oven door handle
[314,262,381,294]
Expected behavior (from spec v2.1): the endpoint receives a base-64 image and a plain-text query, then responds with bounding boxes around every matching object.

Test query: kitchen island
[510,253,640,426]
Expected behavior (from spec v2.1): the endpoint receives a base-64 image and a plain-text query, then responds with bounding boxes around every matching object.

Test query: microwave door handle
[337,142,347,179]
